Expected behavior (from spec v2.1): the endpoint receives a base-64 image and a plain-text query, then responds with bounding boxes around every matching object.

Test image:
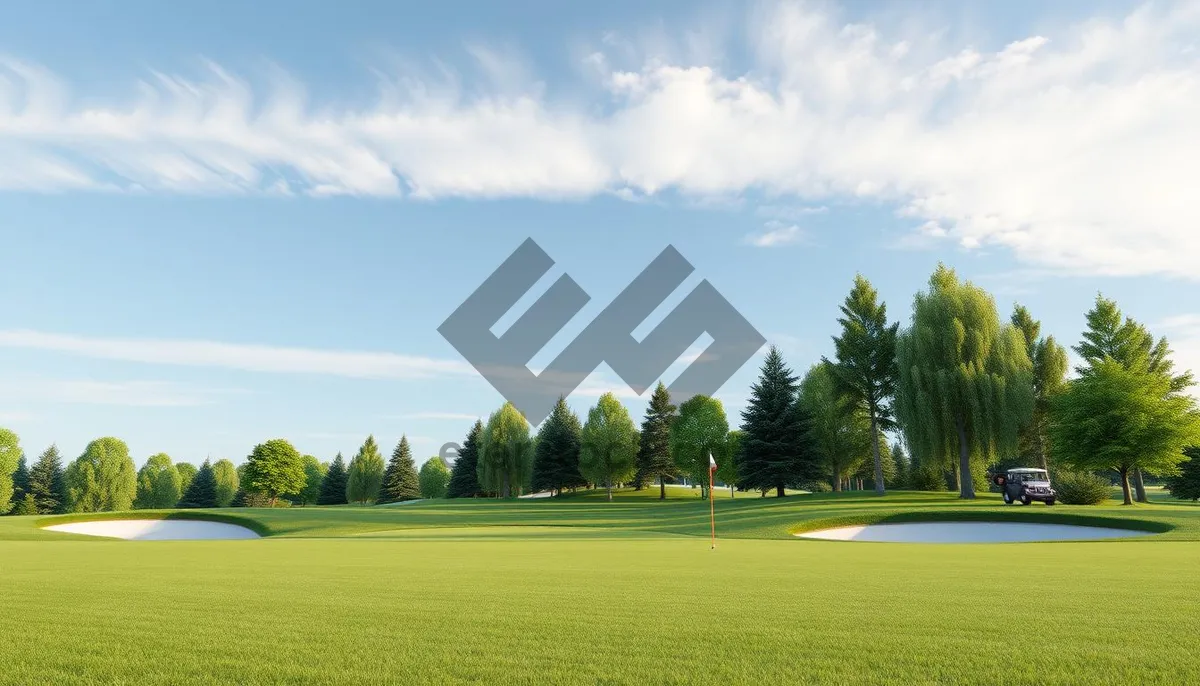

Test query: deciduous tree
[318,453,349,505]
[1011,305,1069,473]
[176,462,198,497]
[346,435,387,505]
[579,393,639,501]
[670,395,729,499]
[799,363,871,491]
[447,421,486,498]
[66,437,138,512]
[379,436,420,503]
[134,453,183,509]
[212,459,239,507]
[717,430,742,497]
[243,439,305,506]
[293,455,326,505]
[419,456,451,499]
[0,428,20,514]
[479,403,534,499]
[531,397,586,496]
[895,265,1034,499]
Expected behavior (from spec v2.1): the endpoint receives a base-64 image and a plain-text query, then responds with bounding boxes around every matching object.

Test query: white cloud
[745,221,807,247]
[0,380,238,407]
[0,329,472,379]
[1,1,1199,276]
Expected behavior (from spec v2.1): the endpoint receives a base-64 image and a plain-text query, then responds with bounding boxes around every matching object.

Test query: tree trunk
[832,468,842,492]
[1035,423,1049,474]
[776,484,785,498]
[606,479,612,502]
[659,477,666,500]
[730,484,735,498]
[1133,468,1147,503]
[871,412,885,495]
[1120,467,1132,505]
[502,473,510,500]
[955,413,975,499]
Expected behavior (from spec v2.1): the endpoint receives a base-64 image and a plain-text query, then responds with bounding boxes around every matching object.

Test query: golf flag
[708,452,717,549]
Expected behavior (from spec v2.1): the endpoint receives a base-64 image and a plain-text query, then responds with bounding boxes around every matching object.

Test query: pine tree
[890,441,910,489]
[1166,447,1200,502]
[12,455,30,504]
[178,460,219,508]
[379,436,420,503]
[318,453,349,505]
[635,382,678,499]
[739,346,819,496]
[531,397,587,495]
[447,421,486,498]
[28,445,67,514]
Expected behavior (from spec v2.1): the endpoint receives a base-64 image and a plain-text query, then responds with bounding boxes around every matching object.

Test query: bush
[1053,471,1111,505]
[800,481,832,493]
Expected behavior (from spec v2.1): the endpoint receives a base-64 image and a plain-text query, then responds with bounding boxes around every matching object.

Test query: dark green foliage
[12,455,30,504]
[318,453,349,505]
[634,383,678,498]
[739,347,820,497]
[801,481,833,493]
[176,462,198,497]
[178,460,219,508]
[13,493,38,515]
[28,444,67,515]
[447,421,486,498]
[889,442,909,489]
[243,439,306,506]
[1053,471,1112,505]
[825,275,899,495]
[1011,305,1068,471]
[379,436,420,503]
[1166,448,1200,501]
[531,397,587,495]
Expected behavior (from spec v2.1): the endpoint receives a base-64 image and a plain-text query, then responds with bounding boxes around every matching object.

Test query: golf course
[3,488,1199,686]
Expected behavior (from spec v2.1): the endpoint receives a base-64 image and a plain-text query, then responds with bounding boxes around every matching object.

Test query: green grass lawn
[2,490,1200,685]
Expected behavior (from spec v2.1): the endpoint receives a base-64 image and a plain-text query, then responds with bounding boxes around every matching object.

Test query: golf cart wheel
[1003,492,1012,505]
[1045,498,1055,506]
[1021,495,1031,506]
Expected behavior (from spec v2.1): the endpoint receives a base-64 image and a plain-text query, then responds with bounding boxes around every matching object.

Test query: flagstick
[709,464,716,550]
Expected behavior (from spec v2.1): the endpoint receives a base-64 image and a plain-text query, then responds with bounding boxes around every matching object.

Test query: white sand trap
[796,521,1155,543]
[43,519,260,540]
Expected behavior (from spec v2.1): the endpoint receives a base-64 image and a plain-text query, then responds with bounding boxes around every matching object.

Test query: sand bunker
[796,521,1155,543]
[42,519,261,540]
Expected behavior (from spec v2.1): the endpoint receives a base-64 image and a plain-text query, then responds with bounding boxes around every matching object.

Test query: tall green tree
[419,456,452,499]
[1166,447,1200,502]
[379,436,420,503]
[179,459,219,508]
[11,454,30,506]
[1072,295,1193,501]
[176,462,198,497]
[579,393,639,501]
[894,265,1034,499]
[0,429,20,514]
[317,452,349,505]
[346,435,387,505]
[28,444,67,514]
[1010,305,1069,473]
[531,397,587,496]
[635,382,678,499]
[478,403,534,499]
[294,455,326,505]
[134,453,183,509]
[243,439,305,506]
[66,437,138,512]
[824,275,899,495]
[717,430,742,497]
[1049,358,1200,505]
[889,441,910,489]
[739,347,819,496]
[447,421,486,498]
[670,395,729,499]
[212,459,239,507]
[799,363,871,491]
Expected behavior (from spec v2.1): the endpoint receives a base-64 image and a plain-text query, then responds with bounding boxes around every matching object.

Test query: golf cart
[992,468,1057,506]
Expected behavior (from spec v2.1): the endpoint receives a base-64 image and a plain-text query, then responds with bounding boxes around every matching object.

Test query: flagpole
[709,453,716,550]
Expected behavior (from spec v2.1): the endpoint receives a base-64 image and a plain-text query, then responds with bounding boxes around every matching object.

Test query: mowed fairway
[3,491,1200,685]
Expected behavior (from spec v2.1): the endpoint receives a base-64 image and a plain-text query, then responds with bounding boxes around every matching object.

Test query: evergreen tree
[14,493,38,516]
[447,422,486,498]
[318,453,349,505]
[1011,305,1069,473]
[739,346,819,496]
[531,397,587,495]
[12,454,30,505]
[178,459,219,508]
[379,436,420,503]
[1166,447,1200,502]
[176,462,198,497]
[890,441,910,489]
[635,382,678,499]
[346,435,387,505]
[825,275,899,495]
[894,265,1034,499]
[28,444,67,515]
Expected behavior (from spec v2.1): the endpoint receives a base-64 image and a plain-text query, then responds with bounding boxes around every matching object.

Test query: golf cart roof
[1008,468,1048,473]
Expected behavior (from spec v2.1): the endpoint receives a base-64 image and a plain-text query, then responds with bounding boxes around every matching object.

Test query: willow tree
[580,393,639,501]
[478,402,534,499]
[894,265,1034,499]
[825,275,899,495]
[66,437,138,512]
[799,363,871,491]
[1011,305,1068,472]
[670,395,730,499]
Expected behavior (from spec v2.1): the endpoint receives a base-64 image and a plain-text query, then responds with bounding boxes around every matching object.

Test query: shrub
[1053,471,1111,505]
[800,481,832,493]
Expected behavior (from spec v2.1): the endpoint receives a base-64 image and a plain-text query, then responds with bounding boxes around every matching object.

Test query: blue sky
[3,0,1199,469]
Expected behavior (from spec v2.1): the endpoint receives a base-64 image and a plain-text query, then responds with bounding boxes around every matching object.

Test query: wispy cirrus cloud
[2,2,1199,277]
[745,221,808,247]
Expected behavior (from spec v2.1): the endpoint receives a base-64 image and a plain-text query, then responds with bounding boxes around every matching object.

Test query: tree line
[5,263,1200,513]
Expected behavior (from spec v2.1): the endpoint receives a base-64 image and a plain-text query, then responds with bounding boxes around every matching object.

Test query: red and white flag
[709,452,718,472]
